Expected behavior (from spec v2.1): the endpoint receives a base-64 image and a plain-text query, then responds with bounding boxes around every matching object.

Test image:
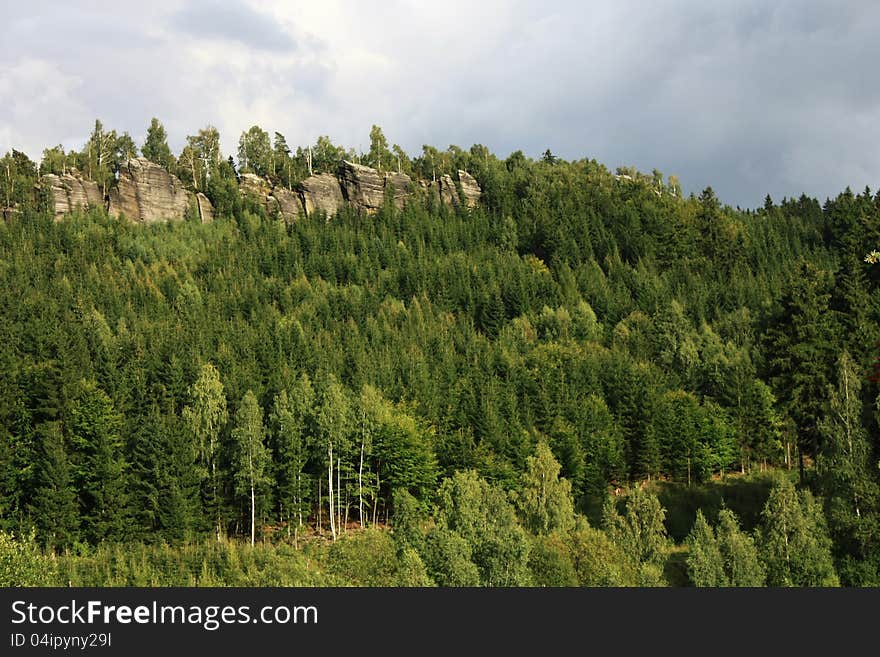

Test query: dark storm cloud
[170,1,298,52]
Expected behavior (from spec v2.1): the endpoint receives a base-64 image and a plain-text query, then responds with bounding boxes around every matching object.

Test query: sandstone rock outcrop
[239,173,278,215]
[338,161,385,211]
[108,157,194,223]
[298,173,344,218]
[438,174,459,207]
[384,172,412,210]
[240,175,310,222]
[41,172,102,220]
[457,170,481,208]
[273,187,303,221]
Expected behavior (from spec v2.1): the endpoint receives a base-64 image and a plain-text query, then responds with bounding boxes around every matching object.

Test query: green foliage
[0,529,56,586]
[716,508,765,586]
[436,470,532,586]
[816,352,880,569]
[422,526,481,586]
[603,487,670,579]
[758,477,839,586]
[685,510,728,586]
[514,441,576,535]
[142,118,174,170]
[2,125,876,586]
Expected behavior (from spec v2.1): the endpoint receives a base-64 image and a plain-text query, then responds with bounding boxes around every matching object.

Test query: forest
[0,118,879,587]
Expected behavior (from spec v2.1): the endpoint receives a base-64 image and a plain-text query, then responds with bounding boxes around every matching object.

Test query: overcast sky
[1,1,878,208]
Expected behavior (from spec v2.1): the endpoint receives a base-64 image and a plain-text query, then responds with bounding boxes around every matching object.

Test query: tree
[182,363,228,540]
[817,352,880,564]
[758,477,838,586]
[81,119,112,180]
[368,125,392,172]
[316,376,353,540]
[685,510,727,586]
[270,375,315,545]
[603,487,669,584]
[273,132,293,187]
[238,125,272,178]
[514,441,575,535]
[231,391,271,547]
[178,126,221,191]
[436,470,532,586]
[142,118,173,170]
[30,422,78,550]
[1,149,38,210]
[765,262,840,478]
[716,508,765,586]
[66,380,130,543]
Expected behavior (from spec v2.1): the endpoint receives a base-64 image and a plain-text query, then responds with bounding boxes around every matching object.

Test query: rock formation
[41,172,102,220]
[383,172,413,210]
[338,161,386,211]
[108,157,199,224]
[298,173,344,218]
[457,170,481,208]
[44,155,478,224]
[239,173,278,216]
[273,187,303,221]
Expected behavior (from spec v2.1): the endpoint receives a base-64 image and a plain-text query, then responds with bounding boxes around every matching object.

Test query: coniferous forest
[1,119,879,587]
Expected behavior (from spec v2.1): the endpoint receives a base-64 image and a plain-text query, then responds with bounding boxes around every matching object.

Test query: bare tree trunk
[337,457,342,534]
[328,445,336,541]
[250,483,255,547]
[359,436,365,528]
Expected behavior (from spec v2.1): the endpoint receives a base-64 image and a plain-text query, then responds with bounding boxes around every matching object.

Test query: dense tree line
[1,119,880,585]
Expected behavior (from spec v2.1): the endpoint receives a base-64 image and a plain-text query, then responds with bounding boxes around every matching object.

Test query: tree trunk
[359,438,365,529]
[250,482,255,547]
[328,445,336,541]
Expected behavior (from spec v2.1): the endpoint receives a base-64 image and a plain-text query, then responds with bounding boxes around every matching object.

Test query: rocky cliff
[457,170,482,208]
[338,161,386,211]
[44,157,478,224]
[108,157,214,224]
[41,172,103,220]
[298,173,344,218]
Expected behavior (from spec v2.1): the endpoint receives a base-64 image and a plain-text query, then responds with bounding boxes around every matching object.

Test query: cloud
[2,1,879,208]
[170,0,299,52]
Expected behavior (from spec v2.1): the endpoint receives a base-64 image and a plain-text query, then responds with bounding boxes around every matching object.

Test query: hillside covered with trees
[1,119,879,587]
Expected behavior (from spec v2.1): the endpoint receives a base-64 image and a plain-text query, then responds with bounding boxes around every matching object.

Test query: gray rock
[384,172,413,210]
[274,186,304,222]
[298,173,343,219]
[239,172,279,216]
[457,170,481,208]
[338,161,385,211]
[439,174,459,207]
[41,172,102,220]
[109,157,191,223]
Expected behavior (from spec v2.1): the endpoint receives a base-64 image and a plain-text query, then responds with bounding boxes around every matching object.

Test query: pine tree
[67,380,130,544]
[141,118,173,170]
[30,422,78,550]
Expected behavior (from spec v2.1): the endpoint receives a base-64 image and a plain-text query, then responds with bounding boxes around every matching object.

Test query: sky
[1,0,879,209]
